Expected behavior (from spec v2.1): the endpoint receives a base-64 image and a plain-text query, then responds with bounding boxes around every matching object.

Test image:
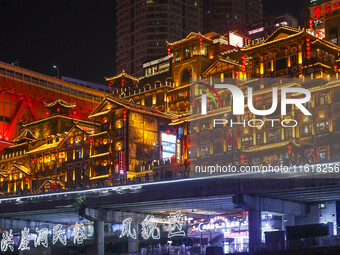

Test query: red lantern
[241,56,246,74]
[309,18,314,30]
[167,129,171,135]
[57,108,60,112]
[310,150,315,156]
[334,65,338,72]
[305,38,312,60]
[199,37,203,47]
[122,109,127,121]
[240,154,245,159]
[287,144,292,153]
[167,47,171,56]
[121,77,125,87]
[89,138,93,147]
[32,159,36,163]
[25,177,29,184]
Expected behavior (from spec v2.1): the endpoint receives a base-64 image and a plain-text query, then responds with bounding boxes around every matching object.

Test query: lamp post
[53,65,60,77]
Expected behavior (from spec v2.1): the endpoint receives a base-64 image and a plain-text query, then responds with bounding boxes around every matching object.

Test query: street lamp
[53,65,60,77]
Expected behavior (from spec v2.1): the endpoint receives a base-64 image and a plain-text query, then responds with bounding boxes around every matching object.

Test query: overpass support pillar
[248,208,262,255]
[128,224,139,253]
[94,220,105,255]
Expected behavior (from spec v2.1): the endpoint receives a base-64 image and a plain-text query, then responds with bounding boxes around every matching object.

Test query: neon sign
[0,223,87,252]
[198,216,231,232]
[119,211,186,240]
[310,0,340,19]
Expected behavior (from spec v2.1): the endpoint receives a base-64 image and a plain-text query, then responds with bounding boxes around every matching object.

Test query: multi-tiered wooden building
[1,26,340,195]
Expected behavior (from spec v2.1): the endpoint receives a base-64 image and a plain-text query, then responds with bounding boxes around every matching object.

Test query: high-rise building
[203,0,263,35]
[248,14,298,40]
[115,0,203,77]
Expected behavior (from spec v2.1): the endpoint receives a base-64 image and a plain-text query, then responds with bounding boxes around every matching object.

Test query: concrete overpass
[0,170,339,254]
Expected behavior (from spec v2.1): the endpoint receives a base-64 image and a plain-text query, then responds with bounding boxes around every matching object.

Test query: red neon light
[324,3,332,14]
[313,5,322,19]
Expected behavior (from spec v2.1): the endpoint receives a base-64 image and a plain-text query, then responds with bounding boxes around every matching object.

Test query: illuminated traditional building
[88,96,173,183]
[166,26,340,169]
[0,99,96,194]
[1,26,340,194]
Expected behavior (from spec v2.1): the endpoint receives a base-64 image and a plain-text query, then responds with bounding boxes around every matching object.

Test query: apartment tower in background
[116,0,203,77]
[203,0,263,34]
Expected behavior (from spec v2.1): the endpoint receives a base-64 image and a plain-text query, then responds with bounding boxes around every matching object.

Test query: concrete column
[128,223,139,253]
[94,220,104,255]
[248,209,262,255]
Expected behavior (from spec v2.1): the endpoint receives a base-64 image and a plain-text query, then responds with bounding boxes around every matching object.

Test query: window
[290,55,297,66]
[264,62,271,72]
[145,97,152,106]
[241,136,253,148]
[76,149,82,159]
[317,120,329,132]
[213,142,223,154]
[300,124,312,136]
[116,128,124,136]
[284,128,293,139]
[316,94,328,106]
[275,58,287,70]
[268,130,281,143]
[256,133,262,145]
[200,144,210,157]
[189,146,197,158]
[183,46,191,59]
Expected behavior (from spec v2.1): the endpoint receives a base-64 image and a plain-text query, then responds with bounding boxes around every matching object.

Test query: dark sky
[0,0,115,84]
[0,0,307,84]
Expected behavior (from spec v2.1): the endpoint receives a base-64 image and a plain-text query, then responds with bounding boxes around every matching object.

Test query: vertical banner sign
[119,151,125,175]
[176,139,181,163]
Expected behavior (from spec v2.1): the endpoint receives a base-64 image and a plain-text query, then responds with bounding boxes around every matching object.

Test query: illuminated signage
[248,27,264,35]
[310,0,340,19]
[161,133,176,159]
[176,139,181,163]
[119,151,125,175]
[119,211,185,240]
[229,32,244,48]
[189,216,248,234]
[0,223,87,252]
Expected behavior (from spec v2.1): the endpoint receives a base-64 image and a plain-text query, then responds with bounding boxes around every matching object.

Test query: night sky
[0,0,307,84]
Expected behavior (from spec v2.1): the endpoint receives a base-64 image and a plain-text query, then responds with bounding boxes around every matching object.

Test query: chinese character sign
[0,223,87,252]
[310,0,340,19]
[120,217,137,239]
[1,230,14,252]
[141,215,160,240]
[71,223,88,244]
[119,211,186,240]
[168,211,185,238]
